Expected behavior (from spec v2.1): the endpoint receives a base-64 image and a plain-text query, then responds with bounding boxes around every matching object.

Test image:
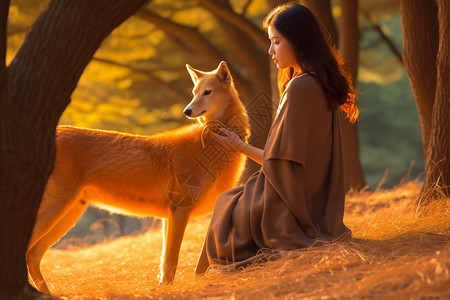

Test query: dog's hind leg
[158,206,191,284]
[27,199,88,293]
[28,182,81,251]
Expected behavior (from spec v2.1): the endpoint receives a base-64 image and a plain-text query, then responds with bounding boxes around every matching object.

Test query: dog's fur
[27,61,249,293]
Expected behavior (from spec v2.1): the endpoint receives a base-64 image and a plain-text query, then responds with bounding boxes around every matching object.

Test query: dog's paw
[158,270,175,285]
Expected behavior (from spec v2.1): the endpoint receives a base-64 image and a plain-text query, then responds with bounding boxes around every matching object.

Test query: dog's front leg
[158,205,190,284]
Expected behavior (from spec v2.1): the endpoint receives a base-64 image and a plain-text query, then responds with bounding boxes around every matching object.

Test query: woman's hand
[209,128,246,153]
[209,128,264,165]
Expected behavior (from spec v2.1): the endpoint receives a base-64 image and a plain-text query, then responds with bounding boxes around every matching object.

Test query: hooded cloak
[196,74,350,273]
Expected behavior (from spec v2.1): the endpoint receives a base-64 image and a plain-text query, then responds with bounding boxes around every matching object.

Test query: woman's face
[268,26,298,70]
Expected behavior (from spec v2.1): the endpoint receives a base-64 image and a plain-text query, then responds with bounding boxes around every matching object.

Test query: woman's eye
[204,90,211,95]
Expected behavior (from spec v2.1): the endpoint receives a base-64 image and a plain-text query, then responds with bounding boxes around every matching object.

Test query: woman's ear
[186,64,204,84]
[215,61,232,85]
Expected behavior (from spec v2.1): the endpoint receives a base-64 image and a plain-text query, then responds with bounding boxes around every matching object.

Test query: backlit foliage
[8,0,403,135]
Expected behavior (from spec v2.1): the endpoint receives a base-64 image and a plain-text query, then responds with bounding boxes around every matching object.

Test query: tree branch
[207,0,268,98]
[135,8,224,65]
[7,0,150,128]
[92,57,190,100]
[135,7,248,95]
[7,25,30,37]
[198,0,269,49]
[241,0,253,16]
[363,12,403,64]
[164,34,198,60]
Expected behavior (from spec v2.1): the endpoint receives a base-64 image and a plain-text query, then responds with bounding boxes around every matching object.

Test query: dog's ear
[216,61,232,85]
[186,64,203,84]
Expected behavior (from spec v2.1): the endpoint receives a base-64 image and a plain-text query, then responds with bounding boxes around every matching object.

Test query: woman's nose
[268,43,275,55]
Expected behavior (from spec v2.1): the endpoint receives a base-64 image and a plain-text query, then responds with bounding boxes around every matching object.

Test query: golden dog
[27,61,249,293]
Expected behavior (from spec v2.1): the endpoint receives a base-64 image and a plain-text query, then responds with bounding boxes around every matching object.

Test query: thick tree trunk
[400,0,439,158]
[0,0,148,298]
[422,0,450,200]
[338,0,365,191]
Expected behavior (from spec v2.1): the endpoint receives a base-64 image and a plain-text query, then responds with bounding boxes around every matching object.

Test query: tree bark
[400,0,439,158]
[338,0,365,191]
[422,0,450,200]
[0,0,148,297]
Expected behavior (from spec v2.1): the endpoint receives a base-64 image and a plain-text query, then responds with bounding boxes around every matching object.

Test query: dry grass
[40,181,450,299]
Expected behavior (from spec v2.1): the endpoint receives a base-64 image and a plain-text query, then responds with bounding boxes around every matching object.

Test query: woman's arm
[209,128,263,165]
[240,142,263,165]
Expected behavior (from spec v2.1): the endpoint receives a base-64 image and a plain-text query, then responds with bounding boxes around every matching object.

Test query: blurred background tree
[6,0,424,238]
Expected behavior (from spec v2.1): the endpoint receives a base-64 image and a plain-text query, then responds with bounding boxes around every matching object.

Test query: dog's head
[183,61,237,122]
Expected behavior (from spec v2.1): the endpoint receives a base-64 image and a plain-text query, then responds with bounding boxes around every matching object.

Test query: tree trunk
[0,0,148,298]
[338,0,365,191]
[400,0,439,158]
[422,0,450,200]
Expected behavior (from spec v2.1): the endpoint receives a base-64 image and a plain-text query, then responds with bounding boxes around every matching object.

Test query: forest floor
[40,181,450,299]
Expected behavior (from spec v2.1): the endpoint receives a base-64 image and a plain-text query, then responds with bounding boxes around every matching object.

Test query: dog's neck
[198,110,249,140]
[197,96,250,148]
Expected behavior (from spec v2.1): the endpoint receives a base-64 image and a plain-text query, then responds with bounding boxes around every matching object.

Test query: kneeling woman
[196,3,359,273]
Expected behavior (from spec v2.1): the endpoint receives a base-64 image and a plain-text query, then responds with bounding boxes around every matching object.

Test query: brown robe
[196,74,351,273]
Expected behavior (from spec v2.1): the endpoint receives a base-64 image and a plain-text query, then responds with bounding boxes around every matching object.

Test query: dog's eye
[204,90,211,95]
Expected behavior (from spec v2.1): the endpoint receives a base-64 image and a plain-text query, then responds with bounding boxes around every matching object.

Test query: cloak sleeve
[263,74,330,166]
[260,74,337,239]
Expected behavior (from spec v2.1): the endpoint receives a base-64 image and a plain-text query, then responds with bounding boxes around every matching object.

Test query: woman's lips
[273,58,278,64]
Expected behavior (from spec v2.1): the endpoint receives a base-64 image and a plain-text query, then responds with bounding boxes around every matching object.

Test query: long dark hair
[263,3,358,123]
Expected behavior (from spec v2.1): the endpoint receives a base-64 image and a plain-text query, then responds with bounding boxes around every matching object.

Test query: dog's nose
[184,108,192,116]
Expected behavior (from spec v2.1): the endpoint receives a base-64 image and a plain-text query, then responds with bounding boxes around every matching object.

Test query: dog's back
[50,123,228,217]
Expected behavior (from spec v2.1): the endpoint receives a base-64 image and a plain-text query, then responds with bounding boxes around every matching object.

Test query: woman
[196,3,359,274]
